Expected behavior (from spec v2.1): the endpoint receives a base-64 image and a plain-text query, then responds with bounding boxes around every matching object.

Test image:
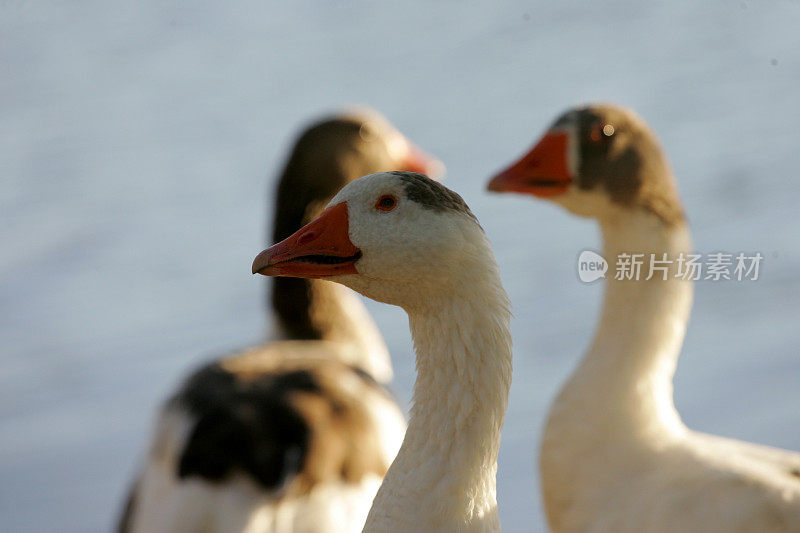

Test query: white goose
[120,110,443,533]
[488,103,800,532]
[252,171,513,532]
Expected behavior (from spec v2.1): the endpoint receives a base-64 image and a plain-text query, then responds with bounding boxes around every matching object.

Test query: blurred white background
[1,2,799,531]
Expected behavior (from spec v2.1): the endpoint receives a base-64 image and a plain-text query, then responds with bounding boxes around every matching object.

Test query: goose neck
[573,212,693,435]
[271,278,393,382]
[365,278,512,531]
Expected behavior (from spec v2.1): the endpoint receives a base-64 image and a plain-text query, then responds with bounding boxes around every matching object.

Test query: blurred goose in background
[120,110,444,533]
[488,103,800,532]
[253,171,512,533]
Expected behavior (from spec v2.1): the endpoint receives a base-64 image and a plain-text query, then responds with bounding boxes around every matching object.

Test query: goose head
[340,108,446,181]
[487,103,684,226]
[273,109,445,242]
[255,171,485,310]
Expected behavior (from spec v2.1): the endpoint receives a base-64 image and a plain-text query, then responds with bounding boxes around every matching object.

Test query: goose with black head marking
[253,171,513,533]
[489,103,800,532]
[120,109,444,533]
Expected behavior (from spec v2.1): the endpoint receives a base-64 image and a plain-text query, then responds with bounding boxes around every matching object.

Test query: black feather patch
[390,171,477,220]
[174,363,318,491]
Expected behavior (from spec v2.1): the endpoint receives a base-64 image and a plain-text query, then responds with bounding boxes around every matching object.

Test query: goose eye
[375,194,397,212]
[590,123,615,143]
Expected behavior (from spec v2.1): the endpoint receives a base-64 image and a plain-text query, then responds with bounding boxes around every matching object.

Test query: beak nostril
[296,231,317,246]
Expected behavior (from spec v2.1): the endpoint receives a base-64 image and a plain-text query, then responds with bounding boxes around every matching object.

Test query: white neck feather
[550,210,693,444]
[540,210,696,530]
[364,257,513,532]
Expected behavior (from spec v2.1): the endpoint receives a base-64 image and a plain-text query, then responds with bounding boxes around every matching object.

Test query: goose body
[121,111,442,533]
[489,104,800,532]
[253,171,513,532]
[128,346,404,533]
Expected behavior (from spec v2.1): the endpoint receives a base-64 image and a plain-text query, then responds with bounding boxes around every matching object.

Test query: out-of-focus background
[1,2,799,531]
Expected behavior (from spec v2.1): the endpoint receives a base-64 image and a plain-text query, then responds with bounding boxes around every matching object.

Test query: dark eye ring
[375,194,397,211]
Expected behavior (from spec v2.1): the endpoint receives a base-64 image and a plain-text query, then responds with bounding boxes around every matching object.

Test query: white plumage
[254,171,514,532]
[120,111,442,533]
[490,103,800,532]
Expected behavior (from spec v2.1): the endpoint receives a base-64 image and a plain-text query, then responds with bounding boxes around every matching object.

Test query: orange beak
[486,131,571,197]
[252,202,361,278]
[399,142,446,181]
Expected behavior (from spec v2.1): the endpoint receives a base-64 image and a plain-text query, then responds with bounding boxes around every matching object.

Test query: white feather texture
[122,115,425,533]
[540,201,800,532]
[490,103,800,532]
[322,173,514,532]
